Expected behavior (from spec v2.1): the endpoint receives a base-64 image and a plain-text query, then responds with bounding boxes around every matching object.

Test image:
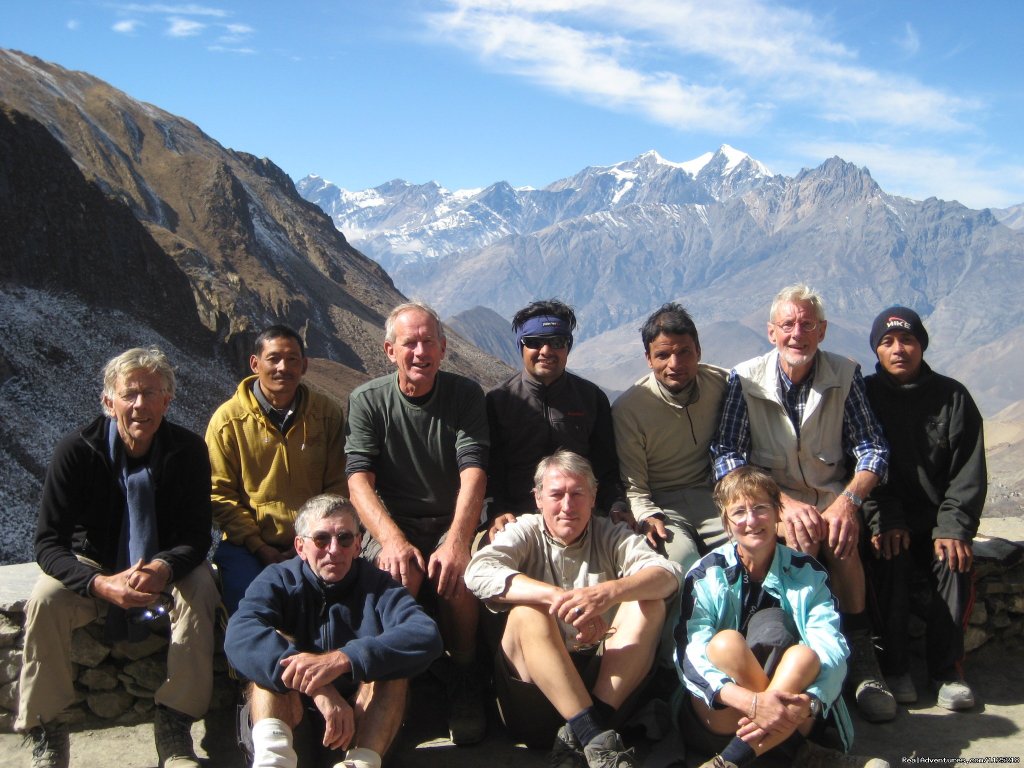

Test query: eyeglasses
[304,531,358,550]
[522,335,570,350]
[117,388,166,403]
[128,592,174,624]
[771,320,819,334]
[726,504,775,524]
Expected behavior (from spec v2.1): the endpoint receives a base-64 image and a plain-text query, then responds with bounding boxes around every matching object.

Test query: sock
[720,736,757,766]
[842,611,870,635]
[568,706,605,747]
[251,718,297,768]
[336,747,382,768]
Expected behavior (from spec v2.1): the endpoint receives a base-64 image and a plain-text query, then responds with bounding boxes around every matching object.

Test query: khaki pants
[15,562,219,730]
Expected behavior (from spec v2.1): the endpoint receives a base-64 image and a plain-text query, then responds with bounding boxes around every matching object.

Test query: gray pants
[15,563,219,729]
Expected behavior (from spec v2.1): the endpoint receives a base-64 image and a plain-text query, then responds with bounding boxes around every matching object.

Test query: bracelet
[747,693,757,721]
[841,489,864,507]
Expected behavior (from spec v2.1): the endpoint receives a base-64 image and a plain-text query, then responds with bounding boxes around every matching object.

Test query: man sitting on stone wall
[16,347,219,768]
[207,324,347,615]
[862,307,987,711]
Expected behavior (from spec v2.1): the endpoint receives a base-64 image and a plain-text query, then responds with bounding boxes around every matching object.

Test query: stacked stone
[1,539,1023,733]
[0,563,234,732]
[965,537,1024,652]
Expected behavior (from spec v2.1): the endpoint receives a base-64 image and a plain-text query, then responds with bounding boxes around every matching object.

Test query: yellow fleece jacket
[206,376,347,551]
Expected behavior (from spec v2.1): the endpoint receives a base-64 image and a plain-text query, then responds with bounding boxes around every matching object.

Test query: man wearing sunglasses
[485,299,629,539]
[226,494,442,768]
[17,348,219,768]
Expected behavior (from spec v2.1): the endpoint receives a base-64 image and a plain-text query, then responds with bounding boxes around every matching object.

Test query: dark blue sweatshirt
[225,556,442,693]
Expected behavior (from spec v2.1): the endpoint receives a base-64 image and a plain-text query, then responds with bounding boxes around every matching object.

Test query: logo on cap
[885,317,912,332]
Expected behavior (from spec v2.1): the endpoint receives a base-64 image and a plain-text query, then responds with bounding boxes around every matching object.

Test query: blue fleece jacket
[224,556,442,693]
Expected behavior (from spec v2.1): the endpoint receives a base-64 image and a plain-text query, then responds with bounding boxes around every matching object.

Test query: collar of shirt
[252,379,301,433]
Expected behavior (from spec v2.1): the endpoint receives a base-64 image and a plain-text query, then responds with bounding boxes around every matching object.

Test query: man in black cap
[862,306,986,711]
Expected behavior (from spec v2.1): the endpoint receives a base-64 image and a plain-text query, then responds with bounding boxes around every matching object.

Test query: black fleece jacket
[862,362,987,541]
[34,415,212,595]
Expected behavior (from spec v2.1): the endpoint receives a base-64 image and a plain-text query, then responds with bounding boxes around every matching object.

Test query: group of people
[15,284,986,768]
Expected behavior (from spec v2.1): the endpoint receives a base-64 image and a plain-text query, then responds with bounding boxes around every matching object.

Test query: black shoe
[446,662,486,745]
[581,730,637,768]
[25,721,70,768]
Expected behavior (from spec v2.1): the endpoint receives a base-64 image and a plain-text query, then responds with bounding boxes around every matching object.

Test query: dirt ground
[4,638,1023,768]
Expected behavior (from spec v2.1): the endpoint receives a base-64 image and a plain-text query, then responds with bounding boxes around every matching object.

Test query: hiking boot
[847,630,897,723]
[25,721,70,768]
[696,756,738,768]
[153,705,200,767]
[581,730,637,768]
[886,672,918,704]
[446,661,486,745]
[933,679,975,711]
[550,724,586,768]
[794,739,891,767]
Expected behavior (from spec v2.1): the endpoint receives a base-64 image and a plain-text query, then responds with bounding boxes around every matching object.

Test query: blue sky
[2,1,1022,209]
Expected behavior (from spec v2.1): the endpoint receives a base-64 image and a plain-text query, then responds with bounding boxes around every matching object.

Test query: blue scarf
[105,418,158,642]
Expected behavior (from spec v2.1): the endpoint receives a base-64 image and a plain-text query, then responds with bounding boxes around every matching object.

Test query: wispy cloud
[896,23,921,57]
[167,17,205,37]
[209,45,255,55]
[115,3,228,17]
[428,0,979,135]
[113,19,143,34]
[216,22,254,45]
[66,19,80,31]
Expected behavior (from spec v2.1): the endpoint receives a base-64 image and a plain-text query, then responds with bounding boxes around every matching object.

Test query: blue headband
[516,315,573,350]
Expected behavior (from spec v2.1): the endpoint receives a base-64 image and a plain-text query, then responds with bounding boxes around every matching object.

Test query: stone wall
[0,537,1022,732]
[0,563,235,732]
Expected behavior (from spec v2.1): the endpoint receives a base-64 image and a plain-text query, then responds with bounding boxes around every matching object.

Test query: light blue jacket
[674,542,853,751]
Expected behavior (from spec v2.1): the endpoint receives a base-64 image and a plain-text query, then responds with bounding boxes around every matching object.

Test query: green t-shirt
[345,371,489,520]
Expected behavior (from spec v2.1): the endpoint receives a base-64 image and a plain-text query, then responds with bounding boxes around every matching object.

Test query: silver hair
[532,450,598,495]
[384,301,445,344]
[294,494,360,537]
[101,347,176,416]
[769,284,827,324]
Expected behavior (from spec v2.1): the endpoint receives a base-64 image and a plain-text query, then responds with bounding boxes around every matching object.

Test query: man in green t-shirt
[345,301,489,746]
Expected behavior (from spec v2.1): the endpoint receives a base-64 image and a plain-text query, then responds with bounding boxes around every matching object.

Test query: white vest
[735,349,856,509]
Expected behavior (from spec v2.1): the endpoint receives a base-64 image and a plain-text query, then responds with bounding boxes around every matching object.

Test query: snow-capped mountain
[297,145,773,274]
[301,149,1024,421]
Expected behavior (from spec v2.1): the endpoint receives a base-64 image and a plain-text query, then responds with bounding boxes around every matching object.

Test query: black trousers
[869,533,973,680]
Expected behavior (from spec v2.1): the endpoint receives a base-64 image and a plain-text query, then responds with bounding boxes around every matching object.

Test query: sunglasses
[128,592,174,624]
[521,335,570,350]
[305,531,358,550]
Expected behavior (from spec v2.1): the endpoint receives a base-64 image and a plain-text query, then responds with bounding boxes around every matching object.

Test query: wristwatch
[841,489,864,508]
[808,695,822,719]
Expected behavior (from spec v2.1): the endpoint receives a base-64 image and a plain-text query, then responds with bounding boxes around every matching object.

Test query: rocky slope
[0,49,510,565]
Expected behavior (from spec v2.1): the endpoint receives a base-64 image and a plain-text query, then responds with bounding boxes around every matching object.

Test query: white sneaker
[933,679,975,711]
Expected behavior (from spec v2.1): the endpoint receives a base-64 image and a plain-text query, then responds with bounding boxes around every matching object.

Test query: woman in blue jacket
[675,466,887,768]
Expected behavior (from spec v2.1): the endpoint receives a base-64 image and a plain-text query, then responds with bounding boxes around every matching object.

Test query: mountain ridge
[300,147,1024,418]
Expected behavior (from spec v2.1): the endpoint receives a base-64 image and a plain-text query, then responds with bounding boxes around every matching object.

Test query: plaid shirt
[712,355,888,482]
